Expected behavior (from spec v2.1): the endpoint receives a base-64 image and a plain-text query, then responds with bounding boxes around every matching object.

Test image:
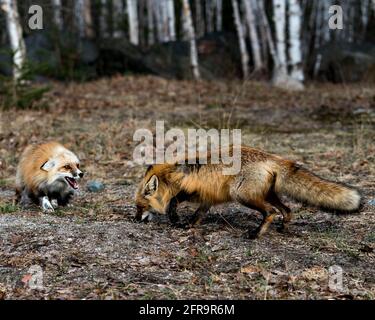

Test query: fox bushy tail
[275,163,361,212]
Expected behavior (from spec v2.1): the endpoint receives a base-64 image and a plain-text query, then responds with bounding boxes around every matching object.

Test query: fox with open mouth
[16,141,84,213]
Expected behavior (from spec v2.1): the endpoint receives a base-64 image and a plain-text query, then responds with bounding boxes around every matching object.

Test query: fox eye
[77,163,80,169]
[64,165,72,170]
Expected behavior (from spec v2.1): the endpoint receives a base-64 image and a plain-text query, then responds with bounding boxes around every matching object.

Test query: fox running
[16,141,84,213]
[135,146,361,238]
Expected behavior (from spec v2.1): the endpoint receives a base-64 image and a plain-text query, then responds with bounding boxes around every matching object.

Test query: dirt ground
[0,76,374,299]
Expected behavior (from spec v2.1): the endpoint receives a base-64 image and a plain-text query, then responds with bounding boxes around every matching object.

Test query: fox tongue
[66,177,78,189]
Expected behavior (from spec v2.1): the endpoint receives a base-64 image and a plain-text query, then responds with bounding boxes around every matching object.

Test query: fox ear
[144,175,158,195]
[41,159,56,172]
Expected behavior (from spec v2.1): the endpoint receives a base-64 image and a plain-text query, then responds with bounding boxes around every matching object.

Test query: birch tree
[74,0,93,38]
[51,0,63,31]
[242,0,263,71]
[1,0,26,81]
[232,0,249,79]
[288,0,304,86]
[272,0,288,82]
[216,0,223,31]
[166,0,176,41]
[182,0,200,80]
[127,0,139,45]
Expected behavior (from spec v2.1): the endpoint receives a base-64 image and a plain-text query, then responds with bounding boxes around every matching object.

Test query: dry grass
[0,75,374,299]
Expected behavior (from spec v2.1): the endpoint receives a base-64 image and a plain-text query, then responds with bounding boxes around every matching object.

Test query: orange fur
[135,146,361,238]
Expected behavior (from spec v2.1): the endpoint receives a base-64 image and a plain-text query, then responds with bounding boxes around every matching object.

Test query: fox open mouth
[65,177,79,190]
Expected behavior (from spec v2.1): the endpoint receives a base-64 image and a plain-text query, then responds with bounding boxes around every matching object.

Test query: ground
[0,75,374,300]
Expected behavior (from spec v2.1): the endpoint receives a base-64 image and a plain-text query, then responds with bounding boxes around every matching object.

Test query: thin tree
[216,0,223,31]
[288,0,304,87]
[167,0,176,41]
[147,0,155,45]
[51,0,63,31]
[127,0,139,45]
[242,0,263,71]
[182,0,201,80]
[272,0,288,84]
[232,0,249,79]
[2,0,26,81]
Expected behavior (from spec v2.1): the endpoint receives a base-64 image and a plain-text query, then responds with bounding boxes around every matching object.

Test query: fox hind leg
[266,191,292,231]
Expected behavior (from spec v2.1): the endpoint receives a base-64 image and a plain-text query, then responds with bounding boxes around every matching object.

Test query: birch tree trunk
[216,0,223,31]
[232,0,249,79]
[1,0,26,81]
[166,0,176,41]
[272,0,288,84]
[74,0,84,38]
[51,0,63,31]
[182,0,200,80]
[153,1,163,42]
[288,0,304,86]
[242,0,263,71]
[127,0,139,45]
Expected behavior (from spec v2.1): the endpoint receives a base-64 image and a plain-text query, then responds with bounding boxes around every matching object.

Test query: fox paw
[51,199,59,209]
[41,197,55,213]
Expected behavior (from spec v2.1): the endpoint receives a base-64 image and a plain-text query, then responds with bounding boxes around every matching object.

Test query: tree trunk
[258,0,278,68]
[100,0,109,38]
[195,0,204,38]
[51,0,63,31]
[113,0,125,38]
[272,0,287,78]
[231,0,249,79]
[167,0,176,41]
[74,0,93,39]
[216,0,223,31]
[206,0,214,33]
[2,0,26,81]
[182,0,200,80]
[127,0,139,45]
[147,0,155,45]
[288,0,304,86]
[242,0,263,71]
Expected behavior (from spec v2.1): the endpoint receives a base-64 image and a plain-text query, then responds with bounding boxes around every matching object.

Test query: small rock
[368,199,375,206]
[86,181,105,193]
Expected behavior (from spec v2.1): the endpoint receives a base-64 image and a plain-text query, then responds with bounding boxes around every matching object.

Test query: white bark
[74,0,86,38]
[182,0,200,80]
[216,0,223,31]
[231,0,249,79]
[273,0,287,77]
[153,1,163,42]
[242,0,263,70]
[127,0,139,45]
[1,0,26,81]
[51,0,63,31]
[288,0,304,84]
[166,0,176,41]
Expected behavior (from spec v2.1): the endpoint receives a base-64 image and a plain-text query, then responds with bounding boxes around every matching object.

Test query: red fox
[16,142,84,213]
[135,146,361,238]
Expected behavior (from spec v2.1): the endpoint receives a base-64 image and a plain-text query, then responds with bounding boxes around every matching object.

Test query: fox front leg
[166,197,179,224]
[39,196,54,213]
[189,204,211,226]
[51,199,59,209]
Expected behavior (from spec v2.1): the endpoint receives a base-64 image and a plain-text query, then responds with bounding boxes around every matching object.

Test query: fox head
[135,165,178,221]
[41,150,84,191]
